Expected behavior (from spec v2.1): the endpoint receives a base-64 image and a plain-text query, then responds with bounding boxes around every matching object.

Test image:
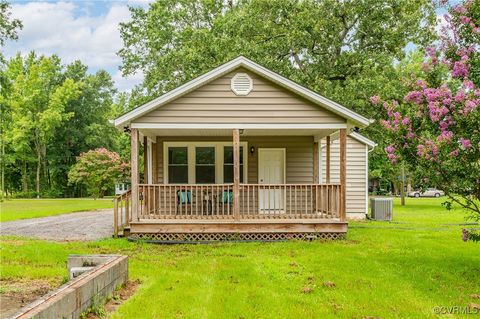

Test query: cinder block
[13,255,128,319]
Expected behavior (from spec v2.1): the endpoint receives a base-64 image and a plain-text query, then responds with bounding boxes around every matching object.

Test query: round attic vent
[231,73,253,96]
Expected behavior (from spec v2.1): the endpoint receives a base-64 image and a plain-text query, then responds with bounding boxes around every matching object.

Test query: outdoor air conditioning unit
[370,198,393,221]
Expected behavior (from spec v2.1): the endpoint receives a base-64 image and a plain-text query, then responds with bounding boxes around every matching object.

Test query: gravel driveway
[0,209,113,241]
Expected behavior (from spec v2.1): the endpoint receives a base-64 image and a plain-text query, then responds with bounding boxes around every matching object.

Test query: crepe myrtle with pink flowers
[68,148,130,199]
[371,0,480,219]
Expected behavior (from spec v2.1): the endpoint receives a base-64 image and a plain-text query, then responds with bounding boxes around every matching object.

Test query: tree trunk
[0,135,4,199]
[392,180,398,196]
[400,164,405,206]
[42,145,49,188]
[36,152,41,198]
[22,160,28,192]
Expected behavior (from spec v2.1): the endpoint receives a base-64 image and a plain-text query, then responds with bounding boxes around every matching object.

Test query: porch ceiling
[139,128,338,139]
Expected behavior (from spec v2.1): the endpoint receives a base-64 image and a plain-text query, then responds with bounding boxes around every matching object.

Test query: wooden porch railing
[139,184,234,219]
[113,189,132,236]
[239,184,341,219]
[137,183,341,220]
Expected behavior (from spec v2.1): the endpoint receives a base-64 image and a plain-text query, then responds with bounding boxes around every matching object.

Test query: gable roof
[114,56,372,128]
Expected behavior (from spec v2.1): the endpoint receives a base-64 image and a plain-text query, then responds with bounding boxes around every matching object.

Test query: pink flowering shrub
[372,0,480,220]
[68,148,129,198]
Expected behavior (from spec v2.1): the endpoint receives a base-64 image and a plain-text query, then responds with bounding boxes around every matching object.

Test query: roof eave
[349,132,377,148]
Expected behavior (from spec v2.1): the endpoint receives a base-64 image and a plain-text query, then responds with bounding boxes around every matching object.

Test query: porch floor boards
[128,220,347,234]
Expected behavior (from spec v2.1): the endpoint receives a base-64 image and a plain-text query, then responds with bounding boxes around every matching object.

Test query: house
[112,56,374,242]
[320,132,376,220]
[115,182,130,196]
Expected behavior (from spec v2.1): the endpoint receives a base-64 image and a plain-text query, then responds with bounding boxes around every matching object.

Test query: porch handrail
[136,183,341,220]
[138,184,234,219]
[239,184,341,219]
[113,189,132,237]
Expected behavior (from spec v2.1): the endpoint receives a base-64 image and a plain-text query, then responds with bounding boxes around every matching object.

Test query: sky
[4,0,154,91]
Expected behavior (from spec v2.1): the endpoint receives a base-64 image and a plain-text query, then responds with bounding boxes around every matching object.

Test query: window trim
[163,141,248,184]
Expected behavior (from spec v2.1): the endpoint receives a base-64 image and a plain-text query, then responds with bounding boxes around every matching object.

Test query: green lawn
[0,198,113,222]
[1,198,479,318]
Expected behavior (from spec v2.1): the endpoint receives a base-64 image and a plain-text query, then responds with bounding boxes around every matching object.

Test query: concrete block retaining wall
[11,255,128,319]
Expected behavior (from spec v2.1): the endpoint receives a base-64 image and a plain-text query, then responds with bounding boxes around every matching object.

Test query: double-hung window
[168,147,188,184]
[195,147,215,184]
[165,142,247,184]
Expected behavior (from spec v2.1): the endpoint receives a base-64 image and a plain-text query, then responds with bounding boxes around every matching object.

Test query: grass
[0,198,113,222]
[1,198,479,318]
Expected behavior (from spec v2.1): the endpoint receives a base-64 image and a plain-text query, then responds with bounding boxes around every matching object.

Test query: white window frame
[163,141,248,184]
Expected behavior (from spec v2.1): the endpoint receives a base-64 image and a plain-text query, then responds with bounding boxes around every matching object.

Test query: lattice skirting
[128,232,345,243]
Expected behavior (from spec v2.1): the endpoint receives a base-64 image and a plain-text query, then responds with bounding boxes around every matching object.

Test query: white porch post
[340,129,347,222]
[326,135,331,184]
[131,128,139,221]
[233,129,240,220]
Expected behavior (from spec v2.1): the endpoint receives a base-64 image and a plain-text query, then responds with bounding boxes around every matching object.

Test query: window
[168,147,188,183]
[223,146,244,183]
[196,147,215,184]
[165,142,247,184]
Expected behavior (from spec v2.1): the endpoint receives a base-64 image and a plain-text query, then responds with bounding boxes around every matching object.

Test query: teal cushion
[177,191,191,204]
[222,191,233,204]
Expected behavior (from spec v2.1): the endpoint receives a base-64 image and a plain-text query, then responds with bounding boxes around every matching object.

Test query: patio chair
[176,190,192,214]
[218,190,233,215]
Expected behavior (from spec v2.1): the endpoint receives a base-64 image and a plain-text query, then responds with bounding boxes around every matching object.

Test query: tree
[68,148,129,199]
[2,53,122,198]
[0,0,22,198]
[368,51,434,198]
[118,0,436,117]
[118,0,437,197]
[372,0,480,222]
[4,53,80,197]
[48,61,120,197]
[0,0,22,47]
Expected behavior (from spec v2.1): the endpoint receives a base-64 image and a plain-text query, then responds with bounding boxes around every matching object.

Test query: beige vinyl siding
[156,136,314,184]
[133,69,345,125]
[321,136,367,214]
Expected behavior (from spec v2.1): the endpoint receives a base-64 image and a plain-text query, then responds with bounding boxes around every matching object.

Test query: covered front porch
[114,126,348,241]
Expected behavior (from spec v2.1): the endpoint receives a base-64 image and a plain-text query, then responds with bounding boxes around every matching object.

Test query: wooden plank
[129,221,348,234]
[233,128,240,220]
[326,136,331,183]
[339,129,347,222]
[313,142,319,184]
[131,128,139,221]
[125,196,130,226]
[113,197,118,237]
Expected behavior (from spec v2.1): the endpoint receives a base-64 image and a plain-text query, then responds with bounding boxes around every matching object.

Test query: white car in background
[408,188,445,198]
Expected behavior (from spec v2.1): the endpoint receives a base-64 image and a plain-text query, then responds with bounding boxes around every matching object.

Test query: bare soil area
[0,279,54,318]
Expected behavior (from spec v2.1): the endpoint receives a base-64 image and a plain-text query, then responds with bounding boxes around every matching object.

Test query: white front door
[258,149,285,212]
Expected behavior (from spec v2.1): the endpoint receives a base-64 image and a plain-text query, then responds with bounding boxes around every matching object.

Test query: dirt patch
[84,280,140,319]
[0,279,53,318]
[0,209,113,241]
